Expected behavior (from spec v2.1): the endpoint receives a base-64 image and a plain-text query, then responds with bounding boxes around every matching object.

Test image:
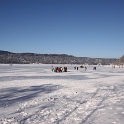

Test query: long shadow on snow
[12,83,124,124]
[55,85,122,124]
[0,84,63,108]
[54,88,103,124]
[82,83,124,124]
[0,73,120,82]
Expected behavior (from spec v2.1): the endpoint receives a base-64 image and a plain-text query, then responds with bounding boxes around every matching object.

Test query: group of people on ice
[51,67,67,72]
[51,65,97,73]
[74,66,87,71]
[75,66,96,71]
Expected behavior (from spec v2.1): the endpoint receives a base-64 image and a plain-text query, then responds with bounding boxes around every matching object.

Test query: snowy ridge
[0,51,117,64]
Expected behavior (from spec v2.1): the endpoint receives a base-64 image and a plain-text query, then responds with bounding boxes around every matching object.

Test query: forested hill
[114,55,124,65]
[0,50,117,65]
[0,50,13,54]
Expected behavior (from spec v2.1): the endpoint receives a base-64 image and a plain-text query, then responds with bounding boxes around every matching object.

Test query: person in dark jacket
[93,67,96,70]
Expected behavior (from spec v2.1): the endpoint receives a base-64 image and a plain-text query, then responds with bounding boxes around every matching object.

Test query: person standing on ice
[93,67,96,70]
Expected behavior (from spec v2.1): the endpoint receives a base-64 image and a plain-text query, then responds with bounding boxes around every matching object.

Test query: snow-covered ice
[0,64,124,124]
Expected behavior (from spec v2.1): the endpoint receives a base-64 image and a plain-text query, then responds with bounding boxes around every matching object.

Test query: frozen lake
[0,64,124,124]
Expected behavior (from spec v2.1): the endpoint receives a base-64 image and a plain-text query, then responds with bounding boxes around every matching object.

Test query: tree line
[0,50,118,65]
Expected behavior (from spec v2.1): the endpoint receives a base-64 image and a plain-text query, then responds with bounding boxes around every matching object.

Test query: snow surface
[0,64,124,124]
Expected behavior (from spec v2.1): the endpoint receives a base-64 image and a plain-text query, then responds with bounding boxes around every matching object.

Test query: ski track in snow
[0,64,124,124]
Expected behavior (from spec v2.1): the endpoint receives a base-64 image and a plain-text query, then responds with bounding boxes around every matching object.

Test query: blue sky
[0,0,124,58]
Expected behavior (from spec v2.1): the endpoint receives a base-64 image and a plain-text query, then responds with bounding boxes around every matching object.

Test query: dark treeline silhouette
[114,55,124,65]
[0,50,117,65]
